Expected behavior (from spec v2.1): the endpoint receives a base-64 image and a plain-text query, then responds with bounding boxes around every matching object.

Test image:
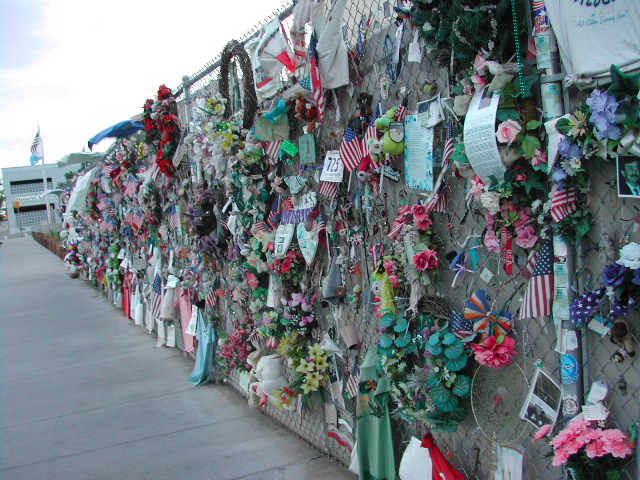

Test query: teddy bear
[295,98,319,132]
[249,354,287,408]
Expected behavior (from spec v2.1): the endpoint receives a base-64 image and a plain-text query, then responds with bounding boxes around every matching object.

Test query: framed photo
[519,368,562,428]
[617,155,640,198]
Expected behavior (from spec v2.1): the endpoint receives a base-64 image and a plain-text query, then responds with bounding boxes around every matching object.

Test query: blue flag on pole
[30,128,43,165]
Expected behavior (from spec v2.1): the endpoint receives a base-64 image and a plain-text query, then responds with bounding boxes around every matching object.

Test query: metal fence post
[181,75,200,184]
[533,0,584,423]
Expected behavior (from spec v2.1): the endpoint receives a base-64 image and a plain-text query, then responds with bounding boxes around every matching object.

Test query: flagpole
[37,127,53,229]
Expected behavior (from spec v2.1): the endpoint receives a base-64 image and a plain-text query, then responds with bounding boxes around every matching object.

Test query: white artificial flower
[480,191,502,215]
[617,242,640,269]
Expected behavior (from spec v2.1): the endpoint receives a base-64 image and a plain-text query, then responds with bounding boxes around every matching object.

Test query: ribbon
[450,251,476,288]
[501,226,513,275]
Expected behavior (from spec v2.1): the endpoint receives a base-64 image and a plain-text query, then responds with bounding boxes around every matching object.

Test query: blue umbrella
[87,120,143,150]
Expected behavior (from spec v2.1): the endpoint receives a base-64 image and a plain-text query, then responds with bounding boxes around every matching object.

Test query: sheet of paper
[463,87,505,184]
[404,114,434,191]
[582,403,609,421]
[320,150,344,182]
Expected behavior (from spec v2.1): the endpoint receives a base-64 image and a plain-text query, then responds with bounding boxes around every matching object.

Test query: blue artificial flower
[586,89,619,115]
[602,263,629,288]
[558,138,583,160]
[552,167,568,187]
[632,268,640,286]
[596,124,622,141]
[589,110,616,132]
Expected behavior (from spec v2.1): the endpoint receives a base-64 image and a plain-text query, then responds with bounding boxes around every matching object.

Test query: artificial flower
[616,242,640,269]
[532,424,553,443]
[473,54,488,75]
[480,191,502,215]
[314,356,329,370]
[412,204,429,221]
[296,358,314,374]
[558,138,583,161]
[532,149,548,167]
[602,263,629,288]
[495,119,521,145]
[471,335,516,368]
[413,252,429,271]
[484,228,501,253]
[422,249,439,269]
[414,215,433,230]
[515,225,538,249]
[566,110,588,137]
[469,175,485,200]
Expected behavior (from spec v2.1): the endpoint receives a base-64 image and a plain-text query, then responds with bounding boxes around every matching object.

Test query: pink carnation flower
[484,228,501,253]
[532,424,553,443]
[471,335,516,368]
[515,224,538,249]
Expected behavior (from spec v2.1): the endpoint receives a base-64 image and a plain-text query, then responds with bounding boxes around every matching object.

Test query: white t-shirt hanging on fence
[545,0,640,78]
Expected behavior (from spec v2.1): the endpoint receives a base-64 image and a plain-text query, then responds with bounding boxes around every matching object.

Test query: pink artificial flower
[388,274,400,288]
[532,149,548,167]
[552,448,571,467]
[516,174,528,183]
[247,272,259,289]
[513,209,532,228]
[495,119,522,145]
[471,335,516,368]
[280,258,292,273]
[299,316,314,326]
[515,224,538,249]
[470,175,486,200]
[413,252,429,271]
[471,74,488,92]
[474,54,488,74]
[383,259,396,274]
[532,424,553,443]
[484,228,501,253]
[585,438,607,459]
[423,249,440,269]
[414,215,433,230]
[412,204,429,221]
[267,242,274,251]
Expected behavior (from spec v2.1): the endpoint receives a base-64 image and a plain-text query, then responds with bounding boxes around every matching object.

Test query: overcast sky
[0,0,286,175]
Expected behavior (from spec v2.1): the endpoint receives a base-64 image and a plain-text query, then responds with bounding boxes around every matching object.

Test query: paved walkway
[0,237,352,480]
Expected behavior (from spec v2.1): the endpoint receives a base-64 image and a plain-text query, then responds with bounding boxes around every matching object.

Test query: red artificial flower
[472,335,516,368]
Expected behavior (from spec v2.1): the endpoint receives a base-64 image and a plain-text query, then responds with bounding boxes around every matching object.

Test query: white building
[1,164,77,235]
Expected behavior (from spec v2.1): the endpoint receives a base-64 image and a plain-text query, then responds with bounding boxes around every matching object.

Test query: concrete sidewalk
[0,237,352,480]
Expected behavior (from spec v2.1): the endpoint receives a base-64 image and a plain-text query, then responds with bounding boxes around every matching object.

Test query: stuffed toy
[374,106,404,156]
[247,347,264,408]
[249,354,287,408]
[295,98,319,132]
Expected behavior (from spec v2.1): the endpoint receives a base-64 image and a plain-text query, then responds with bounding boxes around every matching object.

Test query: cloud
[0,0,287,172]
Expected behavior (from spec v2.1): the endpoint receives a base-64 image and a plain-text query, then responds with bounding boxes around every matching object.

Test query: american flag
[520,240,554,320]
[339,127,363,173]
[346,363,360,399]
[309,32,325,123]
[205,288,216,309]
[219,213,230,231]
[441,120,455,171]
[169,205,179,230]
[450,312,475,341]
[522,250,537,279]
[550,187,577,222]
[362,105,381,169]
[252,220,272,234]
[131,209,145,230]
[30,128,43,166]
[267,195,282,230]
[395,96,408,122]
[319,181,339,199]
[151,273,163,319]
[315,213,327,241]
[424,191,447,213]
[125,175,139,197]
[264,141,283,163]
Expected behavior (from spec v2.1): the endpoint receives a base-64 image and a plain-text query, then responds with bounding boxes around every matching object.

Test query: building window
[9,179,53,195]
[13,204,49,229]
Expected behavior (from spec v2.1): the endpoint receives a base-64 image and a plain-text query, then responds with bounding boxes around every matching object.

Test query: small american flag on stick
[151,273,163,319]
[346,363,360,399]
[550,187,577,223]
[319,181,338,199]
[519,240,554,320]
[339,127,362,173]
[169,205,179,230]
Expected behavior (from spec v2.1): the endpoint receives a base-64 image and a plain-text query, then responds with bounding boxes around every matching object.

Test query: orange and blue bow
[464,289,512,339]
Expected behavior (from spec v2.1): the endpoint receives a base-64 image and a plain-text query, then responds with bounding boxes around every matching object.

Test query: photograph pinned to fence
[617,155,640,198]
[519,368,562,428]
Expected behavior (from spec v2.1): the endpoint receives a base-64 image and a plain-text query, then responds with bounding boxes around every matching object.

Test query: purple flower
[558,139,583,160]
[602,263,629,288]
[632,269,640,286]
[552,167,568,187]
[198,232,222,260]
[586,89,619,115]
[597,124,622,140]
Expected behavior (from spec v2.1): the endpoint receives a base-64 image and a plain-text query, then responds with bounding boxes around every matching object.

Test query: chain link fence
[160,2,640,479]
